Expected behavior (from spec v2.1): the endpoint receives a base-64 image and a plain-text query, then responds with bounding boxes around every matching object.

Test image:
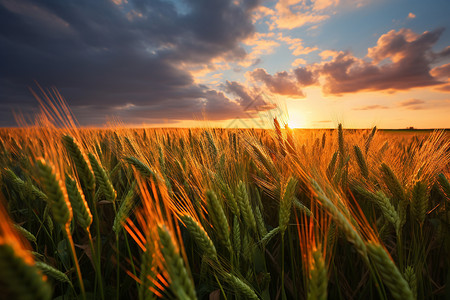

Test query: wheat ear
[437,173,450,200]
[88,153,116,202]
[354,186,400,232]
[279,177,297,235]
[139,241,156,300]
[35,261,72,286]
[411,181,428,224]
[403,266,417,299]
[0,244,52,300]
[113,184,136,233]
[367,242,413,300]
[125,156,156,179]
[36,159,72,226]
[380,163,405,204]
[354,145,369,178]
[307,249,328,300]
[206,190,231,251]
[226,274,259,299]
[13,224,37,244]
[236,181,257,234]
[157,225,197,300]
[311,180,367,259]
[180,214,218,261]
[62,135,95,193]
[65,175,92,231]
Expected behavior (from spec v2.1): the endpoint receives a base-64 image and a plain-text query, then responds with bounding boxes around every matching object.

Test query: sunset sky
[1,0,449,128]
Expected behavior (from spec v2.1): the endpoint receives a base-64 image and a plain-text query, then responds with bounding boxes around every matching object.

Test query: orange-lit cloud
[277,33,319,56]
[240,27,449,101]
[408,12,416,19]
[431,63,450,79]
[353,105,389,110]
[270,0,331,29]
[319,50,340,60]
[320,28,446,95]
[292,58,307,66]
[241,32,280,66]
[397,99,426,110]
[268,0,366,30]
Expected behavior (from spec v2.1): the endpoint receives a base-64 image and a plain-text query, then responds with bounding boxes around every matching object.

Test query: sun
[287,115,307,128]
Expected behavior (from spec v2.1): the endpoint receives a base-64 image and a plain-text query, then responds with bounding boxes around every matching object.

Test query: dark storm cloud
[0,0,260,126]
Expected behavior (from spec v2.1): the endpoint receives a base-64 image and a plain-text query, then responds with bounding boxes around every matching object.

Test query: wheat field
[0,101,449,299]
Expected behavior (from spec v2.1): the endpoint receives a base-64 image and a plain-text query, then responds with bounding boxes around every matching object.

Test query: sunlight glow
[288,114,306,128]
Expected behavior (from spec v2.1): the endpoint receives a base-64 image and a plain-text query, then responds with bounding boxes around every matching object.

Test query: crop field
[0,109,449,299]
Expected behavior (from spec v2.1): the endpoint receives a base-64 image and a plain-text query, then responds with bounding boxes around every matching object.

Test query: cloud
[320,28,446,95]
[0,0,262,126]
[270,0,331,30]
[250,68,306,98]
[293,67,318,86]
[408,12,416,19]
[435,84,450,92]
[431,63,450,79]
[250,27,449,100]
[319,50,340,60]
[353,105,389,110]
[397,98,426,110]
[223,80,276,112]
[241,32,280,66]
[277,33,318,56]
[268,0,365,30]
[292,58,307,66]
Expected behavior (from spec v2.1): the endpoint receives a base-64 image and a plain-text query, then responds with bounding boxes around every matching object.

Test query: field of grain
[0,112,449,299]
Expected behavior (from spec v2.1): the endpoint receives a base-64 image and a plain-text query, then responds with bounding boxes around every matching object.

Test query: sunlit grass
[0,90,449,299]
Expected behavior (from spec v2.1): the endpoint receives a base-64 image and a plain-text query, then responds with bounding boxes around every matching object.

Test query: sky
[1,0,449,128]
